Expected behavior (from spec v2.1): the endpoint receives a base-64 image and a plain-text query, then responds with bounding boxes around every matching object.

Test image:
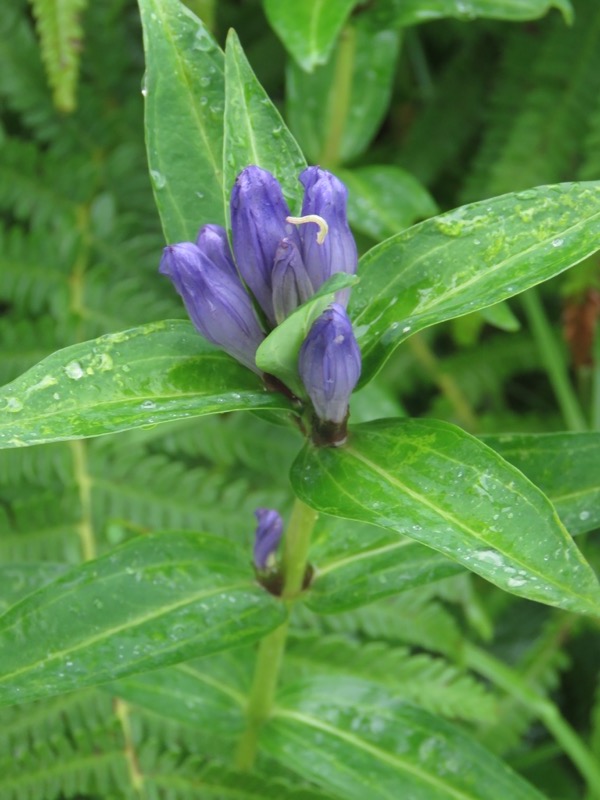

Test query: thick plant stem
[235,499,318,771]
[521,288,588,432]
[466,644,600,797]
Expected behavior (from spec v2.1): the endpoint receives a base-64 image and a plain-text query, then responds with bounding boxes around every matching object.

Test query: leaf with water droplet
[0,321,295,448]
[351,182,600,385]
[291,418,600,616]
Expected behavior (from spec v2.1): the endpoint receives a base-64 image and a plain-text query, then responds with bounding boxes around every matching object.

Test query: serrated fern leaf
[28,0,88,113]
[286,634,498,723]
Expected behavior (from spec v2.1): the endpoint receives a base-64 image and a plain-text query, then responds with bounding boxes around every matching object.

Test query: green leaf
[484,432,600,536]
[0,532,286,707]
[224,29,306,213]
[340,165,439,242]
[351,182,600,385]
[308,431,600,613]
[479,301,521,332]
[308,517,462,613]
[138,0,226,240]
[255,272,359,396]
[30,0,87,112]
[111,656,246,745]
[286,23,400,165]
[366,0,573,28]
[0,321,295,449]
[264,677,545,800]
[291,419,600,616]
[0,564,67,613]
[263,0,357,71]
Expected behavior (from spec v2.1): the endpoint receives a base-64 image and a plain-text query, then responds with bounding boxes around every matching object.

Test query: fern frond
[29,0,88,113]
[476,617,571,755]
[286,634,498,723]
[293,594,463,658]
[462,2,600,201]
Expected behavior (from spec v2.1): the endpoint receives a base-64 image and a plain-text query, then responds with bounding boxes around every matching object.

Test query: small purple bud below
[253,508,284,570]
[298,303,361,431]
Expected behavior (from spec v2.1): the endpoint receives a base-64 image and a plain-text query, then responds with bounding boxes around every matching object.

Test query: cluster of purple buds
[159,165,361,432]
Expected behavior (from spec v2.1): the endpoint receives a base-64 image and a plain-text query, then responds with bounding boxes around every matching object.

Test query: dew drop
[64,361,84,380]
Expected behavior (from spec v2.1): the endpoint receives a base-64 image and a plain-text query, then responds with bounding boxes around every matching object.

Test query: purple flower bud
[298,167,357,306]
[196,224,238,278]
[159,242,265,372]
[231,166,300,326]
[272,239,314,324]
[253,508,284,570]
[298,303,361,424]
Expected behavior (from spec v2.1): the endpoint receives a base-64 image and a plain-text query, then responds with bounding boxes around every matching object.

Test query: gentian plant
[1,1,600,799]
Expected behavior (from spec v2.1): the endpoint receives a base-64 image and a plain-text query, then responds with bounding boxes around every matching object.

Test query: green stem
[521,288,588,432]
[465,644,600,796]
[235,499,318,771]
[318,26,356,169]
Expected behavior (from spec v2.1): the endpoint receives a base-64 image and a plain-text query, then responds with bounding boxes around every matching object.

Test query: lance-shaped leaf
[224,30,306,214]
[287,23,399,165]
[0,320,295,449]
[138,0,226,240]
[291,419,600,616]
[306,430,600,613]
[367,0,573,28]
[0,532,286,707]
[308,518,462,614]
[263,677,545,800]
[484,432,600,537]
[263,0,357,71]
[350,182,600,385]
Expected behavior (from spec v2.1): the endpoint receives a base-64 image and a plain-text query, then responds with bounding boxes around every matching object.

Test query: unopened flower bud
[231,166,300,325]
[195,224,238,278]
[298,167,357,305]
[299,303,361,426]
[253,508,284,570]
[159,243,265,372]
[272,239,314,324]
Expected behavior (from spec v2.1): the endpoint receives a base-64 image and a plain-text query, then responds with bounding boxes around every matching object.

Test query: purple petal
[160,242,265,372]
[253,507,284,570]
[196,224,238,278]
[298,303,361,423]
[298,167,357,303]
[230,166,300,325]
[272,239,314,324]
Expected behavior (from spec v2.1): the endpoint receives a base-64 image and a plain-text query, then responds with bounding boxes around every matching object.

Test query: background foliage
[0,0,600,798]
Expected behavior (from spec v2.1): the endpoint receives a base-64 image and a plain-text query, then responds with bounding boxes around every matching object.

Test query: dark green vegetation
[0,1,599,798]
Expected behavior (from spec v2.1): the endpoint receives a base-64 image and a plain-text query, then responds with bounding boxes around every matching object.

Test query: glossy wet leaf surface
[306,431,600,613]
[224,30,306,214]
[350,182,600,384]
[484,432,600,536]
[0,532,286,707]
[308,517,462,613]
[0,321,295,448]
[263,676,545,800]
[291,419,600,616]
[139,0,226,240]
